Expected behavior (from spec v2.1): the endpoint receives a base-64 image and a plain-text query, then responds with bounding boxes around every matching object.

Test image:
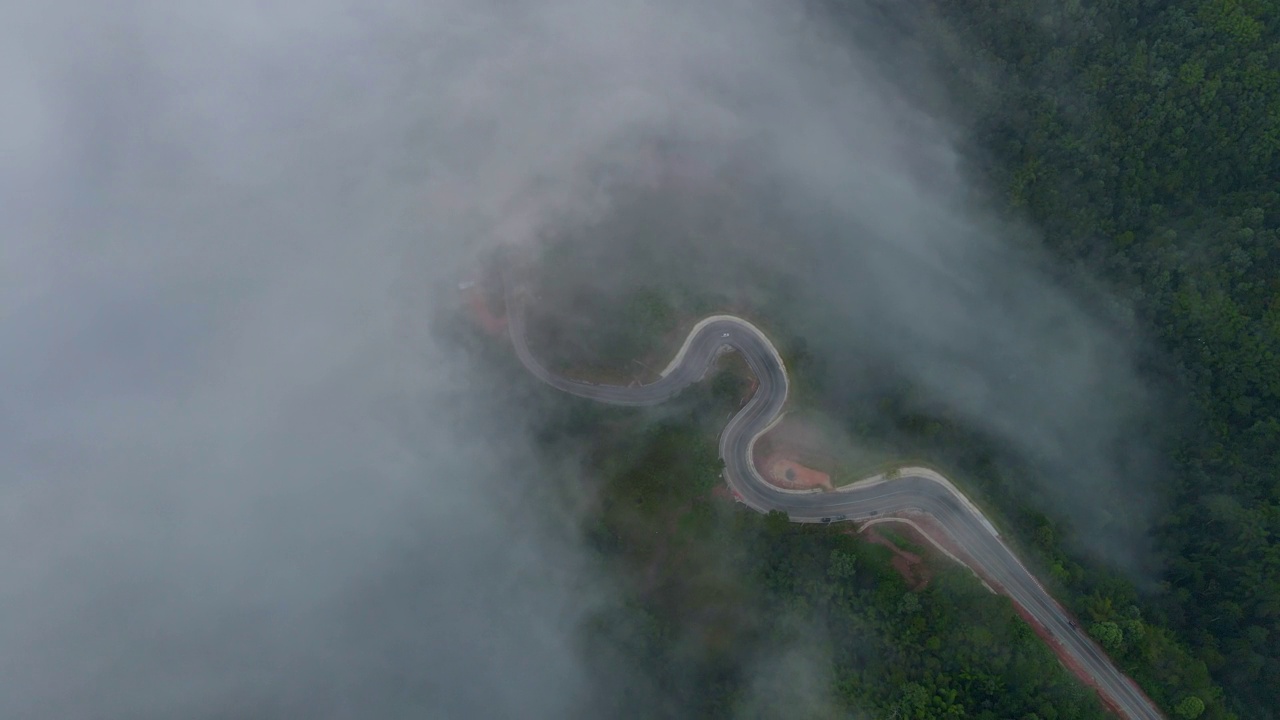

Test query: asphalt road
[502,261,1163,720]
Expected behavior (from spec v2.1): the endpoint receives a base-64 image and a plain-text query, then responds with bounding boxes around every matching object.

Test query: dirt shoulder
[752,413,899,493]
[857,524,933,591]
[858,513,1146,719]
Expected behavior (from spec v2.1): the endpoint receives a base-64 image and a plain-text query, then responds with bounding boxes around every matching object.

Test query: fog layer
[2,0,1157,718]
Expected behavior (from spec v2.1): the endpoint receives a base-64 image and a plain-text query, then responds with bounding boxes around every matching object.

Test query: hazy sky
[2,1,1158,718]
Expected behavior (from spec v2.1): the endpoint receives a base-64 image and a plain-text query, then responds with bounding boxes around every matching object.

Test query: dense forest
[528,376,1116,719]
[499,0,1280,717]
[912,0,1280,717]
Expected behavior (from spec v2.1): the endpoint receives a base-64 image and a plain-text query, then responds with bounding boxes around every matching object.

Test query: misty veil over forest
[3,0,1277,718]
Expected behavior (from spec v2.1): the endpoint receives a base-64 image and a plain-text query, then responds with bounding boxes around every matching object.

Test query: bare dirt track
[760,455,833,491]
[859,525,932,590]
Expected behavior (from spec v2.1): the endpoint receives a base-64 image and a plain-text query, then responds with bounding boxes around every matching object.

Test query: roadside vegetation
[908,1,1280,716]
[504,2,1280,716]
[541,375,1112,719]
[522,284,678,376]
[518,242,1219,717]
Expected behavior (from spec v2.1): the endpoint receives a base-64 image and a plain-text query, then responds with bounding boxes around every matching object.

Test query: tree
[763,510,791,536]
[710,369,745,404]
[828,549,858,580]
[897,592,922,616]
[1175,695,1205,720]
[1090,622,1125,653]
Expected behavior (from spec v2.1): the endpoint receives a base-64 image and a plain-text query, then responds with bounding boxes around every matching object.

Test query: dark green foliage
[571,393,1110,719]
[854,402,1231,717]
[1176,696,1207,720]
[907,0,1280,716]
[524,284,681,375]
[507,2,1280,712]
[710,364,751,405]
[751,525,1111,719]
[612,423,720,512]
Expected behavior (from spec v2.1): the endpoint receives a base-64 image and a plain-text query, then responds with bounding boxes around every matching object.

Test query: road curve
[502,258,1163,720]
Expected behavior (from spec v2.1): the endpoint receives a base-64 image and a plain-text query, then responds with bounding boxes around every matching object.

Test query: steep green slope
[917,0,1280,715]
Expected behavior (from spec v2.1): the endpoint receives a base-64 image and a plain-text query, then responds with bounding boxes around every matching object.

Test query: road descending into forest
[501,256,1163,720]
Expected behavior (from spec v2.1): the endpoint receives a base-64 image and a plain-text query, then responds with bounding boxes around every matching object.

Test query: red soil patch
[751,415,842,485]
[751,419,836,492]
[466,284,507,336]
[858,526,933,591]
[758,454,833,491]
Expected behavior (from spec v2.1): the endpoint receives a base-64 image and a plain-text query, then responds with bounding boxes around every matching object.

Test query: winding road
[502,256,1164,720]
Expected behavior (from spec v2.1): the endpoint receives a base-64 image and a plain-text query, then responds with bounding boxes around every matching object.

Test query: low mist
[2,0,1160,718]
